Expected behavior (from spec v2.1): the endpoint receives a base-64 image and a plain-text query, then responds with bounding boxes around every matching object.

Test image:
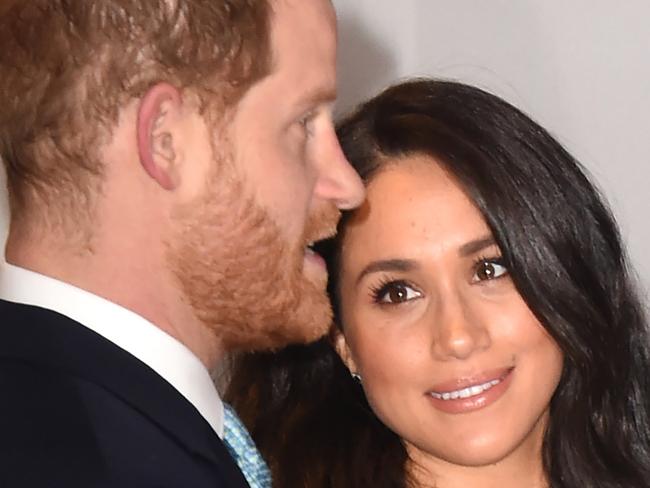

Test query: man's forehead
[265,0,337,83]
[269,0,336,26]
[271,0,334,10]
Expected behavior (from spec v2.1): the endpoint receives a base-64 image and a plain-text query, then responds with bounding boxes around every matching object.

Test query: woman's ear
[333,329,359,375]
[136,82,183,190]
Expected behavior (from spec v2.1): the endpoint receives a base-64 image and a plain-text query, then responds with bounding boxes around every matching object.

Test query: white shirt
[0,262,224,437]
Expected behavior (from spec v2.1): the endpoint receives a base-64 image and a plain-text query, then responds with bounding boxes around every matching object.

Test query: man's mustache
[303,203,341,246]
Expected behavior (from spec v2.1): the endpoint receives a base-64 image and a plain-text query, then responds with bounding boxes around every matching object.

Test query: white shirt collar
[0,262,224,438]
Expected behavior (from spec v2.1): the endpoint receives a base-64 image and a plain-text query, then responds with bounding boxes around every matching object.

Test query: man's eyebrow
[297,85,337,110]
[459,236,497,257]
[356,259,419,285]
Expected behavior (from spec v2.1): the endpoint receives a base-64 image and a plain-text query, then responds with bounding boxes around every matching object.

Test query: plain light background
[1,1,648,296]
[332,0,650,297]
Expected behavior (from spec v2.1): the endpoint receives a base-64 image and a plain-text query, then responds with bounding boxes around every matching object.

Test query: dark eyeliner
[473,254,509,280]
[368,278,418,305]
[368,276,395,303]
[473,254,505,267]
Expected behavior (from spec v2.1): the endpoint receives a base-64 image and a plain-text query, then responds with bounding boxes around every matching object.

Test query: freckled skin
[336,155,562,487]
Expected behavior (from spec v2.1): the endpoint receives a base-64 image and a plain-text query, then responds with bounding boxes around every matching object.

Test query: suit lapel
[0,299,250,487]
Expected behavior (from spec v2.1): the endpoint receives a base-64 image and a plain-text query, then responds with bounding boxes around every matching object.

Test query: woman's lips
[426,367,514,414]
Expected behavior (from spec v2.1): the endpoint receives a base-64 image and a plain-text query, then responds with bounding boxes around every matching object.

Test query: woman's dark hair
[226,79,650,487]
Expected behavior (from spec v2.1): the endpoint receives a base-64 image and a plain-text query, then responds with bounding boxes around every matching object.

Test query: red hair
[0,0,271,221]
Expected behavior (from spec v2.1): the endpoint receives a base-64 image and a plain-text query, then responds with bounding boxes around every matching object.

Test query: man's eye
[473,260,508,282]
[371,280,422,304]
[297,111,316,136]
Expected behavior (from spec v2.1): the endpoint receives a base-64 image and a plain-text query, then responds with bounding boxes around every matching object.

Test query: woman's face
[336,155,563,472]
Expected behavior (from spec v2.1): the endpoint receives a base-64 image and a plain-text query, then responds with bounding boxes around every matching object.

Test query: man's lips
[305,227,338,248]
[304,229,337,255]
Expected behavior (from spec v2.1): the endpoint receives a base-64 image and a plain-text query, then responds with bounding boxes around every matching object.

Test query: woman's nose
[430,293,491,361]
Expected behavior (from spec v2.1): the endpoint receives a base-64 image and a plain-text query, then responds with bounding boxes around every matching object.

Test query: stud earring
[351,372,362,382]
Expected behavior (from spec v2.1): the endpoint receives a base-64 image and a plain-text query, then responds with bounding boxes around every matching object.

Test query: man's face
[168,0,364,351]
[228,0,364,262]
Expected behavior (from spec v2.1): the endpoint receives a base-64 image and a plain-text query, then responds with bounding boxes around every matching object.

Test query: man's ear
[137,82,183,190]
[333,329,359,374]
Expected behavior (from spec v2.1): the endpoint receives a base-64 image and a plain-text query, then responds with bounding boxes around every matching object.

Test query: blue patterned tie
[223,403,272,488]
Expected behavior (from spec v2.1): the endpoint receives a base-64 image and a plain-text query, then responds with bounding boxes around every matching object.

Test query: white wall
[334,0,650,296]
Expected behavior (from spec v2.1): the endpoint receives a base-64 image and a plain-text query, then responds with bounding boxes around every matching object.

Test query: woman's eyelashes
[472,256,508,283]
[368,257,508,304]
[370,279,423,305]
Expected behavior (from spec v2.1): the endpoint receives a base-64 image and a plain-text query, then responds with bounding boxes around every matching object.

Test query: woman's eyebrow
[356,259,419,285]
[458,235,496,257]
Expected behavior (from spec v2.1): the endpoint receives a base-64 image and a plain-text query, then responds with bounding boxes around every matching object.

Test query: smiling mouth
[430,379,502,400]
[428,368,513,401]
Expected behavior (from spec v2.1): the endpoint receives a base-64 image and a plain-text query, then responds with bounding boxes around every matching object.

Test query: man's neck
[5,235,223,369]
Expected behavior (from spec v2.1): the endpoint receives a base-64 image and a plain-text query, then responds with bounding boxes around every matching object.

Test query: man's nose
[312,131,365,210]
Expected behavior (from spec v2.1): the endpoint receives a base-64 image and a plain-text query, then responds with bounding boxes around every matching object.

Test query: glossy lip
[425,367,514,415]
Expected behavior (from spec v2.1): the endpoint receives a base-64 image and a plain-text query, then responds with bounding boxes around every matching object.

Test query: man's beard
[166,160,340,352]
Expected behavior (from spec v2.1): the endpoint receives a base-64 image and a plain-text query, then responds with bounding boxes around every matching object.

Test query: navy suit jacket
[0,298,250,488]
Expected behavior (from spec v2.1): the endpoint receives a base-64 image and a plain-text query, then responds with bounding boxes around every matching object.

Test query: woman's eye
[372,281,422,304]
[473,260,508,282]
